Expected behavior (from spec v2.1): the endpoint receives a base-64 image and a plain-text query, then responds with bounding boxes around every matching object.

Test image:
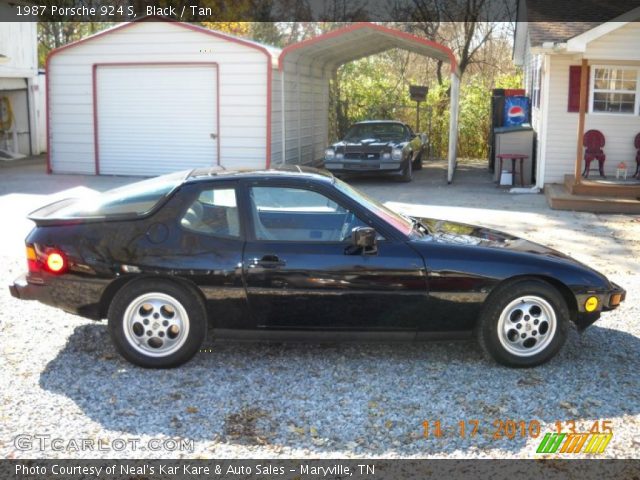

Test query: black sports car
[10,167,625,368]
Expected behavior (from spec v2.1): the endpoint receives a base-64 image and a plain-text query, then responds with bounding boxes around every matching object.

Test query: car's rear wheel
[108,279,206,368]
[477,279,569,367]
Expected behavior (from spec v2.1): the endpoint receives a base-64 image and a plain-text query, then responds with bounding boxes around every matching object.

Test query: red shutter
[568,65,590,112]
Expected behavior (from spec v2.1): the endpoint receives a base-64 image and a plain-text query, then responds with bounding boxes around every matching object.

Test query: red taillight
[26,244,68,274]
[46,252,66,273]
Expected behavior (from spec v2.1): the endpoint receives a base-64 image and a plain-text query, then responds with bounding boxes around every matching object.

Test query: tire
[108,279,207,368]
[412,151,423,170]
[476,279,569,368]
[398,157,413,182]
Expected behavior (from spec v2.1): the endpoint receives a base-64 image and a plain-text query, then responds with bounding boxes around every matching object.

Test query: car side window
[180,187,240,238]
[249,186,372,242]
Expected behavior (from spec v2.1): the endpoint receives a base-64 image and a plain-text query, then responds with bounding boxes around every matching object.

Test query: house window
[591,67,638,114]
[531,55,542,109]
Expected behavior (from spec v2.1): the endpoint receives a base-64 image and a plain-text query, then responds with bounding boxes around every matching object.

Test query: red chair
[635,133,640,178]
[582,129,606,178]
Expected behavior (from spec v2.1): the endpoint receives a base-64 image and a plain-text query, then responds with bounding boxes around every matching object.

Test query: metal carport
[277,23,460,183]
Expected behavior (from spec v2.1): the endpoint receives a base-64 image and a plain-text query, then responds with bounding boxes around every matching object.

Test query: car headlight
[382,152,391,160]
[325,148,336,161]
[336,152,344,160]
[391,148,403,161]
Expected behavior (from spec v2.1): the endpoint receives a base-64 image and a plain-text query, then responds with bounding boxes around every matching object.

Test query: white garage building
[47,20,460,179]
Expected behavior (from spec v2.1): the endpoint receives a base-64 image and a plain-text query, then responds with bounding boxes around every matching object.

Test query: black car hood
[331,138,404,150]
[417,218,580,263]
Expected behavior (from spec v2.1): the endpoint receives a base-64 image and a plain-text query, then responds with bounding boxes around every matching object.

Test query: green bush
[331,57,523,160]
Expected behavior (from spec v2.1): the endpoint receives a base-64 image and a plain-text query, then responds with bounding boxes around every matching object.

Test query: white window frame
[531,55,542,109]
[589,64,640,115]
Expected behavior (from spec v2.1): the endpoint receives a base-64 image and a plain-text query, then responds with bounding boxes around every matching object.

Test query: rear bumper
[9,273,105,320]
[9,274,48,302]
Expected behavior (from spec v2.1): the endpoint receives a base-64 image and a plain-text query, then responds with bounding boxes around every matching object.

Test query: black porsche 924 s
[10,167,625,368]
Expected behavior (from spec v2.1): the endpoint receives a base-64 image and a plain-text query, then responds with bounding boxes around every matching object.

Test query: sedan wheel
[477,279,569,367]
[108,279,206,368]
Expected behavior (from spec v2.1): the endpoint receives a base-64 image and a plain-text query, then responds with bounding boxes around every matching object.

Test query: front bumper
[324,160,404,174]
[574,282,626,330]
[602,282,626,311]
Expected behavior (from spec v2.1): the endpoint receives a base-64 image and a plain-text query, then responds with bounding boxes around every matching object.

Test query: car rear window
[50,170,188,218]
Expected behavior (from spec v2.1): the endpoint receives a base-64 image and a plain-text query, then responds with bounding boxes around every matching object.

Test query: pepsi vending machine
[490,93,535,185]
[488,89,531,173]
[503,96,530,127]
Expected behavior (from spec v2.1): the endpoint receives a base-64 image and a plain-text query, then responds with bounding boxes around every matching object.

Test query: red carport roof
[279,22,459,75]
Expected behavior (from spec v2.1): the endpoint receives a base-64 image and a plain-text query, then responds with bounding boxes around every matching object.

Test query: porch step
[546,183,640,214]
[563,174,640,197]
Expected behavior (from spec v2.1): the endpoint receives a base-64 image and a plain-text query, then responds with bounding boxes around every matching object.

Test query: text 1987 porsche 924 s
[10,167,625,368]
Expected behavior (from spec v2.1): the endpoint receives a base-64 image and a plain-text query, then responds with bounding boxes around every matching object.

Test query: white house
[514,2,640,212]
[46,20,461,179]
[0,11,42,158]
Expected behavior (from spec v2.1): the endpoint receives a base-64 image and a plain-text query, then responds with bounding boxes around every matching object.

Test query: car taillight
[46,251,67,273]
[27,244,68,275]
[26,245,40,273]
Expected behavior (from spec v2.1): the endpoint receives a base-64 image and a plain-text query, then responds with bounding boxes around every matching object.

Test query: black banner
[2,0,640,22]
[2,459,640,480]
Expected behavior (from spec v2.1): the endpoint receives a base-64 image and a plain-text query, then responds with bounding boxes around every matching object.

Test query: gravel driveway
[1,159,638,459]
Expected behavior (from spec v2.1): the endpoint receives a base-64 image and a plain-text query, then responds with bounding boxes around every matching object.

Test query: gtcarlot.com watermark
[14,434,194,453]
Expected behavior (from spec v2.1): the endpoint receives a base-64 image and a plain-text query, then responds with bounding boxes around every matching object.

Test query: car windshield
[344,123,407,142]
[52,170,189,218]
[333,178,414,236]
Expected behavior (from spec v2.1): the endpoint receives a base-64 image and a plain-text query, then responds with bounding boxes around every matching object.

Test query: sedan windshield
[344,123,407,142]
[333,178,414,236]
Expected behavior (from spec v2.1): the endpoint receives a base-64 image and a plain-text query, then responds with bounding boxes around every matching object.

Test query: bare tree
[392,0,512,83]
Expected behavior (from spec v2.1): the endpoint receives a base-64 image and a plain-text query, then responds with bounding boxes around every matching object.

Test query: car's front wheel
[477,279,569,367]
[412,151,423,170]
[108,279,206,368]
[399,157,413,182]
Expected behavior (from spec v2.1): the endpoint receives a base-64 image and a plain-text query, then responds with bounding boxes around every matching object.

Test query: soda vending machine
[504,95,530,127]
[488,89,535,186]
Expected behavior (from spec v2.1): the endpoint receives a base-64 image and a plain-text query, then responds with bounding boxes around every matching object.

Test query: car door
[173,181,253,329]
[241,180,428,331]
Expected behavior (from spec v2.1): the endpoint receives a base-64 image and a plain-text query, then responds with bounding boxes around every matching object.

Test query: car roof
[184,165,335,185]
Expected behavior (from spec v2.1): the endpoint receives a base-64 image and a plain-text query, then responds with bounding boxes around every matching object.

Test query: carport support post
[447,72,460,184]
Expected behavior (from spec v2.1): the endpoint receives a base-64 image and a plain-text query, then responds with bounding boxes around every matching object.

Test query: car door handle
[250,255,286,269]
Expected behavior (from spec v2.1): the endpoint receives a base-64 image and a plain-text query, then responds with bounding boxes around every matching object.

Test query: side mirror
[351,226,377,254]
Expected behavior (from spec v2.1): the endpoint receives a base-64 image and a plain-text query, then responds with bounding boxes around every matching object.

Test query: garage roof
[279,22,459,75]
[46,17,281,65]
